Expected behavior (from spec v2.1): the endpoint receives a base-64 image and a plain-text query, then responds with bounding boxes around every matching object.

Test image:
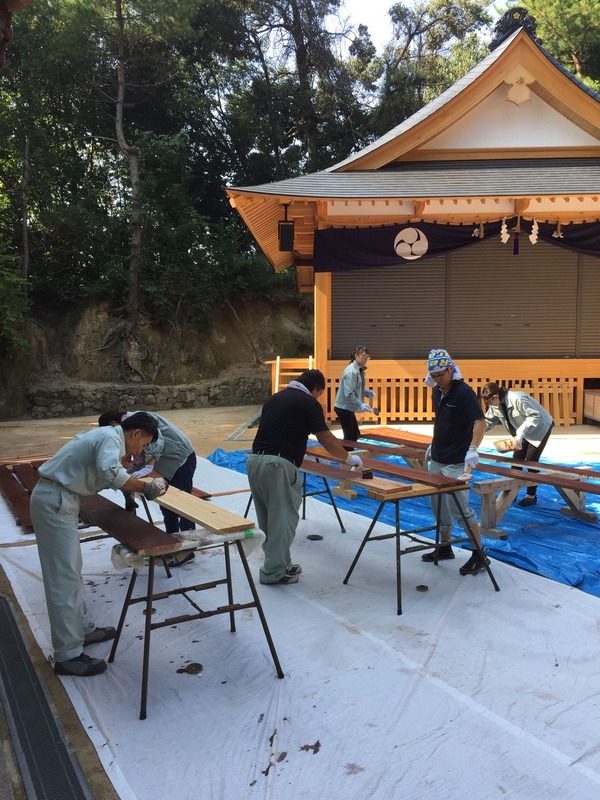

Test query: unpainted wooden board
[153,484,254,533]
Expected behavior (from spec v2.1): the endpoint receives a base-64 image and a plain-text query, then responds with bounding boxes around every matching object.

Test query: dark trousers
[334,407,360,450]
[162,452,197,533]
[512,425,553,496]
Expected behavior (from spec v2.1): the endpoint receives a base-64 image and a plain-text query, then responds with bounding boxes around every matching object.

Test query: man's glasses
[430,369,448,379]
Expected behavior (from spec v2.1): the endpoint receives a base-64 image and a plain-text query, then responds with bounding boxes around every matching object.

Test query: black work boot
[422,544,455,562]
[459,551,490,576]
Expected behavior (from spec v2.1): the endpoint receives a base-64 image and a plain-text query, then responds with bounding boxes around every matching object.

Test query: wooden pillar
[314,271,331,370]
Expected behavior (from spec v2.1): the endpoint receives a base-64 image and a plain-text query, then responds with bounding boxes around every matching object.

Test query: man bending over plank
[30,412,166,677]
[248,369,362,585]
[99,410,197,568]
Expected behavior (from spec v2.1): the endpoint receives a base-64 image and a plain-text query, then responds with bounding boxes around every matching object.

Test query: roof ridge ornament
[489,7,540,52]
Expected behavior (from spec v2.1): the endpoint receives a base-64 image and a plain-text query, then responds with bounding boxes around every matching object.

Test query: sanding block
[351,466,373,480]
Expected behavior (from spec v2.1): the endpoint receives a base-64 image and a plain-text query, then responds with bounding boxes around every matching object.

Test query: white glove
[464,447,479,469]
[364,389,376,400]
[143,477,169,500]
[359,403,371,413]
[514,423,527,446]
[345,454,363,468]
[425,445,431,462]
[132,464,154,479]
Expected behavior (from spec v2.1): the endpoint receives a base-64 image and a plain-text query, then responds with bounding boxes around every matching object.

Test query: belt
[251,451,298,467]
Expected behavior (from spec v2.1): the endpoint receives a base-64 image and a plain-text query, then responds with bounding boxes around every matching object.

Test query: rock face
[0,297,313,420]
[27,366,271,419]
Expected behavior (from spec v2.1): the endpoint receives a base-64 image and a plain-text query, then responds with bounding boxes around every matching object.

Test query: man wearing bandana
[422,349,488,576]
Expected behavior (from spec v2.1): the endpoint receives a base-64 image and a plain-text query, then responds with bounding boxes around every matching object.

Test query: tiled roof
[326,31,521,172]
[326,30,600,172]
[230,159,600,199]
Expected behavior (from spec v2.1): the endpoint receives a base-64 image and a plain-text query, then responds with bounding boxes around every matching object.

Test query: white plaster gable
[421,83,600,150]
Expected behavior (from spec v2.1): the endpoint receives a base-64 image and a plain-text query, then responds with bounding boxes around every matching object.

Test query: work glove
[514,423,527,446]
[143,477,169,501]
[364,389,376,400]
[425,445,432,462]
[359,403,372,413]
[345,453,363,468]
[122,491,139,513]
[464,447,479,469]
[131,464,154,479]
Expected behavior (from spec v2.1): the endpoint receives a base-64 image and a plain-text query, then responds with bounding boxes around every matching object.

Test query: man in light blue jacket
[481,382,554,507]
[30,412,164,676]
[334,346,378,446]
[99,410,197,566]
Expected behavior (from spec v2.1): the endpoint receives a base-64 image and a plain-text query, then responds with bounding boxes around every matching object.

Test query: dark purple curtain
[313,218,600,272]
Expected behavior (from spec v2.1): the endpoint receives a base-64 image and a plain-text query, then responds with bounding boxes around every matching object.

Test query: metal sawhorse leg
[343,489,500,615]
[108,539,284,720]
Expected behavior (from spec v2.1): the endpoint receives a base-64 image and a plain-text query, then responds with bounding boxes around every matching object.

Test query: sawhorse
[343,482,500,615]
[80,490,284,719]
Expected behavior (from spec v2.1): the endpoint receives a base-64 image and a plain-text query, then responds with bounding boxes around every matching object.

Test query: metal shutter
[331,255,447,359]
[578,254,600,356]
[447,237,578,357]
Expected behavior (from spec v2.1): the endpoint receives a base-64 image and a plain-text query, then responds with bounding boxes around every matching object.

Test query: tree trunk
[20,135,29,286]
[115,0,144,381]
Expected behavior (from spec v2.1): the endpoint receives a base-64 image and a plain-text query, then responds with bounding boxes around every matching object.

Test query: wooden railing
[267,357,594,426]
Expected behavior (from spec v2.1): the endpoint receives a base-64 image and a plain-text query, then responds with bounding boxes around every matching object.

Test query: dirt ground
[0,405,264,462]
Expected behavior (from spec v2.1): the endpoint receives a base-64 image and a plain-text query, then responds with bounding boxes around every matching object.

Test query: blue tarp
[208,445,600,598]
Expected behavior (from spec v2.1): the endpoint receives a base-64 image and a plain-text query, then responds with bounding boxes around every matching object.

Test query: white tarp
[1,457,600,799]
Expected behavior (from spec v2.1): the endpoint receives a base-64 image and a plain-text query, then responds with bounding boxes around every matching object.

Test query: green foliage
[0,0,595,355]
[504,0,600,83]
[0,255,28,352]
[368,0,492,138]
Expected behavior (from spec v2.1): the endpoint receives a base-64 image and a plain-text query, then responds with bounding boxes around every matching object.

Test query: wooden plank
[79,494,186,556]
[358,458,466,489]
[362,427,431,450]
[304,446,462,489]
[152,484,254,534]
[474,461,600,496]
[147,470,211,500]
[0,454,50,465]
[0,465,33,529]
[479,452,600,481]
[301,458,411,494]
[12,463,40,492]
[340,439,406,455]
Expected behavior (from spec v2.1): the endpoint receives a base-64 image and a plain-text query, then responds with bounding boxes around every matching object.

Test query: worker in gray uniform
[99,410,197,567]
[30,412,166,677]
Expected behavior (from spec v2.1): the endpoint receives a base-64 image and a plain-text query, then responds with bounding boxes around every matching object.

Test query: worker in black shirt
[248,369,362,585]
[421,349,488,576]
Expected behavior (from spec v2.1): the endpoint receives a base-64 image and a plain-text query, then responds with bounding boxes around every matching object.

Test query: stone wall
[28,367,271,419]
